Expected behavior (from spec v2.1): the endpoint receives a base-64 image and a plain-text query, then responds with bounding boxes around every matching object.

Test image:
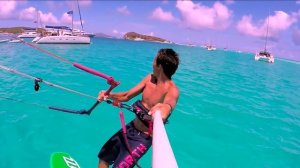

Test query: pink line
[17,37,71,64]
[119,111,127,134]
[73,63,111,80]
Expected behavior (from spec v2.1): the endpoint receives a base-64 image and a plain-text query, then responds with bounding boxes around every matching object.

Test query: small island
[124,32,172,44]
[0,27,44,34]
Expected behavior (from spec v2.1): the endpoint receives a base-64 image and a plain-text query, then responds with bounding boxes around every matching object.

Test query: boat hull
[17,35,37,38]
[17,32,38,38]
[207,47,216,51]
[0,39,9,43]
[255,54,275,63]
[32,37,42,43]
[35,35,90,44]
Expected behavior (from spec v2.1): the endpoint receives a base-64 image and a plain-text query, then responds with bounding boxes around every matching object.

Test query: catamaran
[33,1,91,44]
[17,31,38,38]
[254,13,274,63]
[33,26,90,44]
[255,51,274,63]
[205,40,216,51]
[206,45,216,51]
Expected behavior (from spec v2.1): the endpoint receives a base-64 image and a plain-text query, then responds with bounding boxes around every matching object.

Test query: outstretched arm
[149,85,179,121]
[98,74,151,102]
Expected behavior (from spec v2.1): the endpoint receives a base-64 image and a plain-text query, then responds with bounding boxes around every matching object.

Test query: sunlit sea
[0,37,299,168]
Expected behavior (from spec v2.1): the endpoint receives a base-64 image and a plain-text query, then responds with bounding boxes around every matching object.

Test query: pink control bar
[73,63,120,86]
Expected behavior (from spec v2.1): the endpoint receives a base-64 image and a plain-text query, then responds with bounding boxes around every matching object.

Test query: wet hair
[156,48,179,79]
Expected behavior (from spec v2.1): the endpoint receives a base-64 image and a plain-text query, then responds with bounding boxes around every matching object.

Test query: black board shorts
[98,121,152,168]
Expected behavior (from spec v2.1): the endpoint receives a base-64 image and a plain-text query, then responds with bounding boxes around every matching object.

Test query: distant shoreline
[0,27,44,34]
[0,27,172,44]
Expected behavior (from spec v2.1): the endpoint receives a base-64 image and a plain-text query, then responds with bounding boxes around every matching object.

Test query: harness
[132,100,152,124]
[105,99,152,168]
[131,100,153,136]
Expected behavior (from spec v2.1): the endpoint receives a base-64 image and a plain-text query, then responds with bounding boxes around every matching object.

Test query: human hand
[97,91,108,101]
[148,103,164,116]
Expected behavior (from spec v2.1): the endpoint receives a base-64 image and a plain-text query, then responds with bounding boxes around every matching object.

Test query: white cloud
[18,8,85,27]
[0,1,17,19]
[60,12,72,24]
[117,6,131,16]
[0,1,89,27]
[236,11,297,39]
[176,1,232,30]
[19,7,37,20]
[150,7,176,22]
[113,29,119,34]
[21,9,85,27]
[39,11,59,24]
[148,32,154,36]
[111,29,126,38]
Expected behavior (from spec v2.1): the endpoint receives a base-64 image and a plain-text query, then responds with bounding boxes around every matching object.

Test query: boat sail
[254,13,274,63]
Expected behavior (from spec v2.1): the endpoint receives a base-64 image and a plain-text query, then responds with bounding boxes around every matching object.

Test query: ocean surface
[0,37,300,168]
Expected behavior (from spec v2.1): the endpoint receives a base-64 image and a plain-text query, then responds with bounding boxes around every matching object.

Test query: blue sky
[1,0,300,61]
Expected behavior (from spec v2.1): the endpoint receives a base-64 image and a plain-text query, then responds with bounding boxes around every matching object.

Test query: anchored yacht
[33,26,90,44]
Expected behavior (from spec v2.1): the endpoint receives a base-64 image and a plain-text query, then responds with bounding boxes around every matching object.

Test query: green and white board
[50,152,80,168]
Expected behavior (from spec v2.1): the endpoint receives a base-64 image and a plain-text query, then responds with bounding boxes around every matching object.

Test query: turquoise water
[0,38,300,167]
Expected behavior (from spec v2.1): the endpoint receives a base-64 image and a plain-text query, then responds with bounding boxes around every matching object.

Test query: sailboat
[17,29,38,38]
[205,41,217,51]
[206,45,216,51]
[18,9,40,39]
[34,25,90,44]
[206,41,216,51]
[34,1,90,44]
[254,13,274,63]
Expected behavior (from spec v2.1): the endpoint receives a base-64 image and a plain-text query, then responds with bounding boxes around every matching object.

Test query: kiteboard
[50,152,80,168]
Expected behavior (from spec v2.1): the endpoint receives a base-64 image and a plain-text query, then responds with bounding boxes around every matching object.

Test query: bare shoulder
[145,73,152,81]
[140,73,152,83]
[167,80,179,98]
[162,80,179,112]
[169,81,179,93]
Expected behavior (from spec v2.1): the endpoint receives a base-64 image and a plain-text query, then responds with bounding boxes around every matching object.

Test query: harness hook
[34,78,42,91]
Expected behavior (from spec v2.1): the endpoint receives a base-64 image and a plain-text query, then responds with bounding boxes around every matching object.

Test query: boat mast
[35,9,38,32]
[264,10,270,52]
[77,0,84,33]
[72,11,74,35]
[38,10,43,29]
